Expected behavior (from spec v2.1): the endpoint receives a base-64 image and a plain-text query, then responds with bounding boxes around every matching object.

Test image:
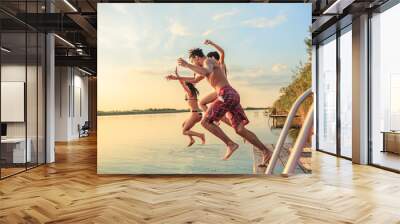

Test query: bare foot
[223,142,239,160]
[198,134,206,144]
[258,149,272,167]
[187,138,195,147]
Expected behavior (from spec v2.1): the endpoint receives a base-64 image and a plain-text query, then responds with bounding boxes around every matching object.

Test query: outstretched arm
[204,39,225,64]
[177,58,214,77]
[166,75,204,84]
[167,67,191,95]
[189,74,205,83]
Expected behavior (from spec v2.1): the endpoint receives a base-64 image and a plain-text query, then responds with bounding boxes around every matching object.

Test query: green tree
[272,35,313,121]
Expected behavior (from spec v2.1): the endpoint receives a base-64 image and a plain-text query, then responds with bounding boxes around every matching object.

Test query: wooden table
[381,131,400,154]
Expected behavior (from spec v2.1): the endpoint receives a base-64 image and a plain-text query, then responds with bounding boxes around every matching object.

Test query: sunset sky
[97,3,311,111]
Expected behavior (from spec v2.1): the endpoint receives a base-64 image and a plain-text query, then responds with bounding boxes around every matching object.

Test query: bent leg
[204,94,240,159]
[201,119,238,154]
[203,100,234,144]
[220,115,232,127]
[235,123,272,166]
[199,92,217,112]
[183,114,204,146]
[184,130,205,145]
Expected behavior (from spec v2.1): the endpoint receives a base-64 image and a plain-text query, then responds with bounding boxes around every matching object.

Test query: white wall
[72,73,89,137]
[1,63,46,164]
[1,64,29,137]
[55,67,89,141]
[1,65,37,138]
[1,65,27,142]
[55,67,70,141]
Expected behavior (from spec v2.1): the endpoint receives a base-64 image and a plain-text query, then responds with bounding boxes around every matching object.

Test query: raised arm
[177,79,191,95]
[205,40,225,64]
[173,67,191,95]
[165,67,194,95]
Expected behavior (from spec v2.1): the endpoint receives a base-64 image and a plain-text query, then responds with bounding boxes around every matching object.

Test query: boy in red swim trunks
[207,86,249,130]
[171,48,272,166]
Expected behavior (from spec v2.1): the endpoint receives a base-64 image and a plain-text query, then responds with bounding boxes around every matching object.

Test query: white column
[46,33,55,163]
[45,0,55,163]
[352,14,369,164]
[55,67,73,141]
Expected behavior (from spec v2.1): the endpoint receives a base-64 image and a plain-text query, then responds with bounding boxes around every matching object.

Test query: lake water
[98,110,293,174]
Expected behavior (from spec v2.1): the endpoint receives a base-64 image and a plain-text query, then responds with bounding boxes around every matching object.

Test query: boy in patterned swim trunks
[207,85,249,130]
[173,48,273,166]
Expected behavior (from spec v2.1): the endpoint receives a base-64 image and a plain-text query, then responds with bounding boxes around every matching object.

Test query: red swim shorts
[205,85,249,130]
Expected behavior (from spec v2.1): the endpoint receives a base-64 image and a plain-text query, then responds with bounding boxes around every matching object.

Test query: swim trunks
[205,85,249,130]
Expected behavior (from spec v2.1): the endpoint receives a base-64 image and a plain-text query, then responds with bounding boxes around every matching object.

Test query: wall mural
[97,3,312,174]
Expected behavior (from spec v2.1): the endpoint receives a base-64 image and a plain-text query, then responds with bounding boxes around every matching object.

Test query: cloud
[241,14,287,29]
[169,20,191,36]
[164,20,191,48]
[99,24,139,50]
[212,9,239,21]
[202,29,214,36]
[110,4,128,15]
[233,75,291,88]
[228,66,291,88]
[271,64,288,73]
[229,66,268,78]
[128,68,166,77]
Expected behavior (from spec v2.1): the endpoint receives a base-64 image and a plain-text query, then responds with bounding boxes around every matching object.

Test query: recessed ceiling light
[323,0,355,15]
[78,67,93,76]
[63,0,78,12]
[54,34,75,48]
[1,47,11,53]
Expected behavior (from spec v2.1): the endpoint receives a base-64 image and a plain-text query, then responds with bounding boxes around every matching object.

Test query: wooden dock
[268,114,301,129]
[253,143,312,175]
[263,107,273,115]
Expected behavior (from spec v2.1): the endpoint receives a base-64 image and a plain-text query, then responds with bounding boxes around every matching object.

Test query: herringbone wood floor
[1,135,400,224]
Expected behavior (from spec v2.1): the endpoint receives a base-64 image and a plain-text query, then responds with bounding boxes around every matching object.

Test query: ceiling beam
[323,0,356,14]
[12,13,82,32]
[67,13,97,39]
[55,55,96,70]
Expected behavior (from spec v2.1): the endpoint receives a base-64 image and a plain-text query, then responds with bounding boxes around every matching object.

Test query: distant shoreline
[98,107,268,116]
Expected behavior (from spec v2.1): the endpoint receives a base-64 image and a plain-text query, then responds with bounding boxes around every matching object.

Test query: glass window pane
[317,35,337,154]
[371,4,400,171]
[38,33,46,165]
[0,1,46,179]
[339,27,352,158]
[27,31,38,169]
[1,31,27,177]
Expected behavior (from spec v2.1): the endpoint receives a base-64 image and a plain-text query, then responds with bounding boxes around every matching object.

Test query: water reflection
[98,110,285,174]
